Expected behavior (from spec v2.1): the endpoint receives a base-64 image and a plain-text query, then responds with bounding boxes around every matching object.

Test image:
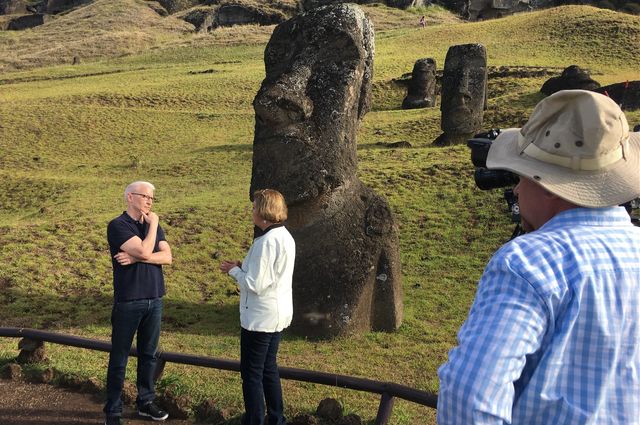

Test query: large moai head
[250,4,403,339]
[251,3,374,203]
[436,43,487,146]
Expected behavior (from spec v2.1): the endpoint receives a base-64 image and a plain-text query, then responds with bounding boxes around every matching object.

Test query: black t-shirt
[107,212,166,302]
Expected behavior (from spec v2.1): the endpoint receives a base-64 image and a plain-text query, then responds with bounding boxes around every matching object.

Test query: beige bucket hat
[487,89,640,207]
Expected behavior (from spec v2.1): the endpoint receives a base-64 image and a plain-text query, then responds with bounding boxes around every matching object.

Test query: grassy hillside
[1,4,639,424]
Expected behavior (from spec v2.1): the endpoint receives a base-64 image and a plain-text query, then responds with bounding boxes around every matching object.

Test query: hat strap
[521,138,629,171]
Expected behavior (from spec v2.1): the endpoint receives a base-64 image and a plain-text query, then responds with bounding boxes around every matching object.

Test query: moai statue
[402,58,437,109]
[251,4,403,339]
[434,43,487,146]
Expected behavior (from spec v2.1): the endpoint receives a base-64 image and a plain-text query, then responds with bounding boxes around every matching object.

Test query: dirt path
[0,380,194,425]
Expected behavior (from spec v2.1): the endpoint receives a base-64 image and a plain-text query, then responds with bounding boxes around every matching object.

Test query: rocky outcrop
[467,0,531,20]
[540,65,600,95]
[300,0,430,12]
[177,6,215,31]
[251,4,403,339]
[213,3,286,27]
[402,58,437,109]
[434,43,487,146]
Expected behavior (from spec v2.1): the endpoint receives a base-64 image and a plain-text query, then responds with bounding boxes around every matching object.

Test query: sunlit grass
[1,4,639,424]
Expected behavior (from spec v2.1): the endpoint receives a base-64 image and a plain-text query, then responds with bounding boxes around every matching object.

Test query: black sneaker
[138,402,169,421]
[105,416,125,425]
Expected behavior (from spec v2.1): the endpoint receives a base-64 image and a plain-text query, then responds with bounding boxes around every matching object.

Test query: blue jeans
[104,297,163,417]
[240,328,286,425]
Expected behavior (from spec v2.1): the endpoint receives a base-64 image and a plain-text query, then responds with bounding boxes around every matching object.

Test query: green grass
[1,4,640,424]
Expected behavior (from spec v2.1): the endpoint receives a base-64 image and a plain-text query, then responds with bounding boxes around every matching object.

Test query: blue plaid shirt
[437,206,640,424]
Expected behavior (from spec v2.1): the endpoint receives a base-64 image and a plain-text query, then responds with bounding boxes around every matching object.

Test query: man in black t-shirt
[104,181,172,425]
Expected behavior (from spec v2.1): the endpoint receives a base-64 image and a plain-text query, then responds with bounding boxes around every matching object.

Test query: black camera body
[467,129,519,190]
[468,129,640,232]
[467,130,522,235]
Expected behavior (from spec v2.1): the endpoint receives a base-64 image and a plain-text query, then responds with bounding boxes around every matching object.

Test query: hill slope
[1,5,639,424]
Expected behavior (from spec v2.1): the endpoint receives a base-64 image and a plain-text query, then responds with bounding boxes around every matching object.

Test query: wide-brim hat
[487,89,640,207]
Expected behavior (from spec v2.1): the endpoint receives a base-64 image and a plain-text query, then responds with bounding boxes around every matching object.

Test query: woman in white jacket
[220,189,295,425]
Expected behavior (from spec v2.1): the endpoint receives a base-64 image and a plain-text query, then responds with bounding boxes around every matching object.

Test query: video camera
[468,129,640,236]
[467,129,524,239]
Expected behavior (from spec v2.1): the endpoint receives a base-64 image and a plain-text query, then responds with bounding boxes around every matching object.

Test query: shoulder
[261,227,295,247]
[107,214,135,237]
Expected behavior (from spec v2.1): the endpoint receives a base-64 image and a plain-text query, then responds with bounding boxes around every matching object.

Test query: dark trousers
[104,297,163,417]
[240,328,286,425]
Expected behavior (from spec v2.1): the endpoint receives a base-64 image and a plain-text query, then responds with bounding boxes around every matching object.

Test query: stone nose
[254,68,314,128]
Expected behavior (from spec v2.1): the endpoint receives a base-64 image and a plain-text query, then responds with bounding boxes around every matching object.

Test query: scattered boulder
[435,43,487,146]
[316,398,343,421]
[17,338,47,364]
[540,65,600,95]
[251,4,403,339]
[1,363,22,380]
[6,13,47,30]
[402,58,437,109]
[595,80,640,111]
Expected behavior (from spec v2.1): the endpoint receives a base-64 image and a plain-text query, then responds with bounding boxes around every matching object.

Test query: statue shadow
[0,288,241,338]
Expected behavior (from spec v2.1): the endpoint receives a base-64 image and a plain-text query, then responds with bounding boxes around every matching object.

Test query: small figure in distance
[419,15,426,28]
[104,181,172,425]
[220,189,296,425]
[437,90,640,424]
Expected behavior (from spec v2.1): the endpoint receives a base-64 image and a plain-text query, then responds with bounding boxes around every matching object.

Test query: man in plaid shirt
[437,90,640,424]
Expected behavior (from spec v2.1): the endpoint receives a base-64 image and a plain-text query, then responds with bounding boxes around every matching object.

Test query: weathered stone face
[251,4,402,339]
[252,4,373,205]
[436,43,487,146]
[402,57,437,109]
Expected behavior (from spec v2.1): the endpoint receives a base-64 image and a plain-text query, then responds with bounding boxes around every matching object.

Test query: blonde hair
[254,189,288,223]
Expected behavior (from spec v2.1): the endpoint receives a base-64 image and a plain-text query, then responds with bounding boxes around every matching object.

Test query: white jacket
[229,226,295,332]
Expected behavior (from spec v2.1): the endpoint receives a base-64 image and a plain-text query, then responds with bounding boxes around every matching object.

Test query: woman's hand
[220,260,241,273]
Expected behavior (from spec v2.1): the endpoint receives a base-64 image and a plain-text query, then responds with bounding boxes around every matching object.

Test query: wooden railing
[0,327,438,424]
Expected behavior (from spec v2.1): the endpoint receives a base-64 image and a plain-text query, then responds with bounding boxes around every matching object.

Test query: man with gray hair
[437,90,640,424]
[104,181,172,425]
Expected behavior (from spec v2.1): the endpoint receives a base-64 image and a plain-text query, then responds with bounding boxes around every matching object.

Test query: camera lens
[474,169,519,190]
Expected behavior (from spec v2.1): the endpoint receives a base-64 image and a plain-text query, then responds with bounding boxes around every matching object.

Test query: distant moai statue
[402,58,437,109]
[434,43,487,146]
[251,4,403,339]
[540,65,600,96]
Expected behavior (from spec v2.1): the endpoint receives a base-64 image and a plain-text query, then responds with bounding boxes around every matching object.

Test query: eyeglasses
[131,192,157,202]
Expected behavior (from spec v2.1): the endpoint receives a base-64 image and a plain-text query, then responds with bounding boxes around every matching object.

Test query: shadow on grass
[0,289,241,338]
[192,144,252,153]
